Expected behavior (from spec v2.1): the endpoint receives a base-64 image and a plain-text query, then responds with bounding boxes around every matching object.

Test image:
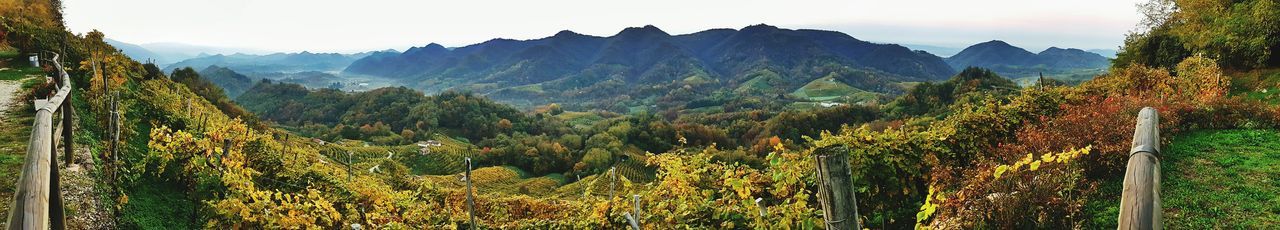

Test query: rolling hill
[197,65,255,98]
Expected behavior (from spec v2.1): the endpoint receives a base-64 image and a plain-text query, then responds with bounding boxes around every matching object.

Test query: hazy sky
[64,0,1144,53]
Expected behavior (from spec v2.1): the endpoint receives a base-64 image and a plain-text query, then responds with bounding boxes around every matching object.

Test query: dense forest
[0,0,1277,229]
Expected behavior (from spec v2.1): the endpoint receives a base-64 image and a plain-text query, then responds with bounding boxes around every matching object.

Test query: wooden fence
[5,53,74,230]
[1118,107,1161,229]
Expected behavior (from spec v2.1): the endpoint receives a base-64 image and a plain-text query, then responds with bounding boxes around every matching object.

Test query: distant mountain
[901,44,964,57]
[345,24,955,109]
[1087,49,1118,58]
[140,42,275,62]
[197,65,255,98]
[167,51,377,74]
[105,39,172,64]
[945,40,1110,79]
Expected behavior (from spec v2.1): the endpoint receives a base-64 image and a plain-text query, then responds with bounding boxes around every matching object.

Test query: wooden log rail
[6,53,74,230]
[1118,107,1161,230]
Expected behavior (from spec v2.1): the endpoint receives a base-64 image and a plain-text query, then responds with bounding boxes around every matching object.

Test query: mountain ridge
[945,40,1110,79]
[344,24,957,109]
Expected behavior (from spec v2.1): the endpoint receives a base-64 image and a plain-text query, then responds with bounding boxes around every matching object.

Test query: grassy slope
[790,76,860,101]
[121,177,195,229]
[1230,69,1280,104]
[1086,129,1280,228]
[1161,129,1280,228]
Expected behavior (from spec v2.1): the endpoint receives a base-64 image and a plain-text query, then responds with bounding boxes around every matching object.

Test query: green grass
[790,76,866,101]
[0,96,33,221]
[1086,129,1280,228]
[0,65,44,81]
[0,75,34,222]
[1231,69,1280,104]
[120,177,197,229]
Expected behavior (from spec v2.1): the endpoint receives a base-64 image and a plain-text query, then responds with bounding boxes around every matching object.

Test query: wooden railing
[5,53,74,230]
[1118,107,1161,230]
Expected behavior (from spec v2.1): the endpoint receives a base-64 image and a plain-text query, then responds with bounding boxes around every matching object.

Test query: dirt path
[0,79,22,117]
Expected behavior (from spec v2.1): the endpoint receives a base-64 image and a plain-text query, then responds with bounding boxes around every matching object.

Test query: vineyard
[2,0,1280,229]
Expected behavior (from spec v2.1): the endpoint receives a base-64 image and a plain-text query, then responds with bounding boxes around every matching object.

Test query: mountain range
[166,51,379,74]
[945,40,1110,80]
[151,25,1114,111]
[104,39,275,65]
[343,24,958,108]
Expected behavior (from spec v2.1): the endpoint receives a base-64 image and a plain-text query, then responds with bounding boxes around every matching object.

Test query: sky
[63,0,1145,54]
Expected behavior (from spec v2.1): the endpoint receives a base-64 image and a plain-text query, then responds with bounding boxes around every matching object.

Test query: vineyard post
[624,212,639,230]
[754,197,765,217]
[347,151,353,183]
[111,92,120,175]
[287,135,295,162]
[608,166,616,200]
[814,145,861,230]
[632,194,640,221]
[219,139,231,169]
[465,157,475,229]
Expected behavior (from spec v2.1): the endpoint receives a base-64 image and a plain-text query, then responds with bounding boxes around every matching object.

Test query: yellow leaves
[1041,153,1057,163]
[915,185,942,229]
[989,146,1092,180]
[993,165,1010,179]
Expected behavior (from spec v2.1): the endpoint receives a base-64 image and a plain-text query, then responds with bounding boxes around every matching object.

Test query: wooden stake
[814,145,861,230]
[465,157,476,229]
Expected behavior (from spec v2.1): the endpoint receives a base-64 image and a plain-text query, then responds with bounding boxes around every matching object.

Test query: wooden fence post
[1118,107,1161,230]
[61,92,73,165]
[49,122,65,230]
[814,145,861,230]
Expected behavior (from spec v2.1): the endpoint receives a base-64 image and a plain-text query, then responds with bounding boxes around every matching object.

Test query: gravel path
[0,79,21,117]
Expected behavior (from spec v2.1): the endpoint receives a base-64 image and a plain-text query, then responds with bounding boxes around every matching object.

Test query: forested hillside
[0,0,1277,229]
[345,24,954,110]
